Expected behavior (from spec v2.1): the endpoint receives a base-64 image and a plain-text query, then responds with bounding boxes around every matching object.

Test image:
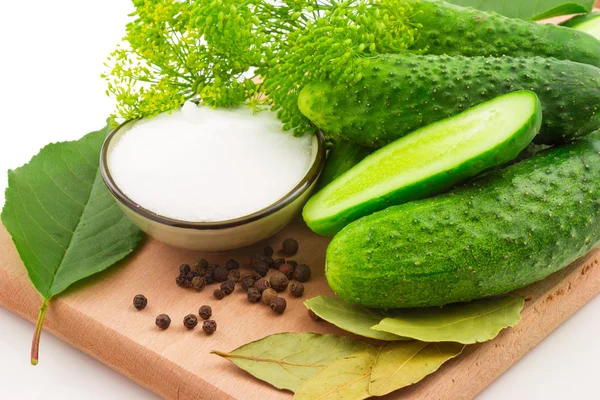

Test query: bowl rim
[100,118,326,230]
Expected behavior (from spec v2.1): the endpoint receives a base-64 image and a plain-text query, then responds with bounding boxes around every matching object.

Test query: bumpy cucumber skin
[408,0,600,67]
[318,140,371,190]
[298,54,600,148]
[326,135,600,309]
[304,91,542,236]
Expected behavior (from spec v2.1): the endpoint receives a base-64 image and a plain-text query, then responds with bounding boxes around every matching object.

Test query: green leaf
[294,347,378,400]
[212,332,371,392]
[304,296,408,341]
[1,123,143,364]
[371,296,524,344]
[368,341,465,397]
[447,0,594,20]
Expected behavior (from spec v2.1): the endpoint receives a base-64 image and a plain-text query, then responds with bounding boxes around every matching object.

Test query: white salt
[109,103,314,222]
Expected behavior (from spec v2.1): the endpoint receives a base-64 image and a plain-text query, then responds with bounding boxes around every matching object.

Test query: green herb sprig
[103,0,420,136]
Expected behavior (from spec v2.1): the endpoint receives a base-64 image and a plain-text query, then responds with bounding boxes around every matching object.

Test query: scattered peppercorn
[263,256,275,269]
[183,314,198,330]
[225,259,240,271]
[279,263,295,279]
[308,309,322,322]
[294,264,312,282]
[133,294,147,310]
[254,278,271,293]
[179,264,191,275]
[203,271,215,285]
[250,255,263,268]
[213,265,229,282]
[221,280,235,295]
[290,282,305,297]
[213,289,225,300]
[241,276,256,291]
[270,297,287,314]
[264,246,274,257]
[250,271,262,281]
[191,276,207,292]
[274,258,286,269]
[155,314,171,330]
[282,238,299,256]
[175,275,187,288]
[228,269,241,283]
[194,259,209,272]
[261,288,278,305]
[247,287,262,303]
[254,261,269,277]
[270,272,289,292]
[287,260,298,268]
[186,271,198,283]
[203,320,217,335]
[199,305,212,320]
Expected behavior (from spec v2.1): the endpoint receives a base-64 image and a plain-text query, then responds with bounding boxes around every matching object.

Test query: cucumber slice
[561,12,600,39]
[303,91,542,236]
[318,140,371,189]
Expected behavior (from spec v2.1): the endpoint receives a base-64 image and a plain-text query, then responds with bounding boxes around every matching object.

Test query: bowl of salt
[100,103,325,251]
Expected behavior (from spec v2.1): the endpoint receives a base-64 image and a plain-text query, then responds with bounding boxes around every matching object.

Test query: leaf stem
[31,301,48,366]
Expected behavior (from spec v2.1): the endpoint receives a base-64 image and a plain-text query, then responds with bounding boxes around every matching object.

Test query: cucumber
[326,133,600,309]
[298,54,600,148]
[304,91,542,236]
[318,141,371,189]
[407,0,600,67]
[561,12,600,39]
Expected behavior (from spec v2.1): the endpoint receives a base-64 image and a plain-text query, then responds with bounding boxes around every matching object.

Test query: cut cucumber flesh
[318,140,371,189]
[303,91,542,236]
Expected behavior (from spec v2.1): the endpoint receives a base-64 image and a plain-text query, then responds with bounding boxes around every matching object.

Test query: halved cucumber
[303,91,542,236]
[561,12,600,39]
[318,140,371,189]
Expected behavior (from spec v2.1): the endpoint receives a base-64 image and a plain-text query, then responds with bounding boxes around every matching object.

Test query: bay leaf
[1,123,143,364]
[447,0,594,20]
[369,341,465,396]
[212,332,371,392]
[371,295,524,344]
[294,347,379,400]
[304,296,408,341]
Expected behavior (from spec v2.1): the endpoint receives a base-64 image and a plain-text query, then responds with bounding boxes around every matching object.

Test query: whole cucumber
[298,54,600,148]
[407,0,600,67]
[326,134,600,309]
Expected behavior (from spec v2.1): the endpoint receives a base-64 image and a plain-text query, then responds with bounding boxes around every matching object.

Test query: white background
[0,1,598,399]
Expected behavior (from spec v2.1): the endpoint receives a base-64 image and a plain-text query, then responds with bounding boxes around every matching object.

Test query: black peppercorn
[270,272,289,292]
[203,320,217,335]
[179,264,191,275]
[133,294,147,310]
[191,276,206,292]
[308,309,322,322]
[155,314,171,330]
[225,259,240,271]
[199,305,212,320]
[254,278,271,293]
[261,288,278,306]
[220,280,235,295]
[282,238,299,256]
[183,314,198,330]
[213,265,229,282]
[241,276,256,291]
[263,256,275,269]
[228,269,241,283]
[213,289,225,300]
[270,297,287,314]
[250,255,263,268]
[290,282,305,297]
[203,271,215,285]
[254,261,269,277]
[264,246,274,257]
[175,274,188,288]
[186,271,198,282]
[247,287,262,303]
[250,271,262,281]
[193,259,209,274]
[279,263,295,279]
[294,264,312,282]
[287,260,298,268]
[273,258,286,269]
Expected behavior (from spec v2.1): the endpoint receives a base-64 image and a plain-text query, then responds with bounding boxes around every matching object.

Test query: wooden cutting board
[0,219,599,400]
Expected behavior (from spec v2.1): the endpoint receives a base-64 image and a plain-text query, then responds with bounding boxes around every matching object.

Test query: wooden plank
[0,220,598,400]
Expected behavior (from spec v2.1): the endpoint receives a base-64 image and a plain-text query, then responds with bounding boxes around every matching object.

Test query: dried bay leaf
[369,341,465,396]
[371,295,524,344]
[294,347,378,400]
[212,332,371,392]
[304,296,408,341]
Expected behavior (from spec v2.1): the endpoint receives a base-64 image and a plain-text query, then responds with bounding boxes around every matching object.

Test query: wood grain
[0,219,598,400]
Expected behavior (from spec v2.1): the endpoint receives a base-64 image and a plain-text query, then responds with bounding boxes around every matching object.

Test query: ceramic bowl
[100,119,326,251]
